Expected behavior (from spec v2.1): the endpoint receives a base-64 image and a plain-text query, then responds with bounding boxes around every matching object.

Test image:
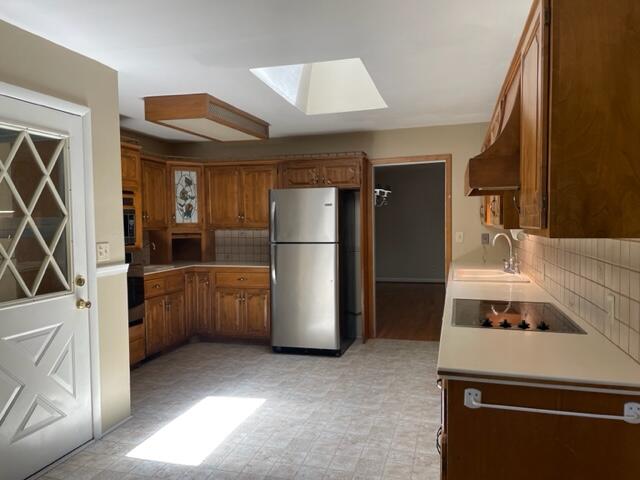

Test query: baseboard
[376,277,444,283]
[99,414,133,438]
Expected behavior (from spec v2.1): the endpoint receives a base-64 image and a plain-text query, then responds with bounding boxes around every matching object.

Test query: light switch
[455,232,464,243]
[96,242,110,262]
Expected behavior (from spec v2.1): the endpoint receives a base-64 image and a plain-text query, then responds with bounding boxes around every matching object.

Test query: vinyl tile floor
[42,340,441,480]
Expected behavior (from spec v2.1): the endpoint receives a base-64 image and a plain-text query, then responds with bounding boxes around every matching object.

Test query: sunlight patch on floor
[126,396,265,466]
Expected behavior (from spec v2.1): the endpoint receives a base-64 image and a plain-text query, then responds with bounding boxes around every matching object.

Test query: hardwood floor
[375,282,445,341]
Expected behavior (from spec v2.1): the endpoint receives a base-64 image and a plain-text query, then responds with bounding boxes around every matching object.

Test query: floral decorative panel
[174,170,198,223]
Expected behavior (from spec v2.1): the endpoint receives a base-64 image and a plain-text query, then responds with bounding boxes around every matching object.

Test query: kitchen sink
[453,268,530,283]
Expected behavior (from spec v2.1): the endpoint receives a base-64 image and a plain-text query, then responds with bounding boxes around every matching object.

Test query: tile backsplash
[215,229,269,263]
[516,236,640,363]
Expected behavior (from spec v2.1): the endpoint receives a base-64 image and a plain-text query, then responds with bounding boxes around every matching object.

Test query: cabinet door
[145,296,166,355]
[519,0,548,229]
[121,144,141,190]
[142,160,167,228]
[205,167,242,227]
[322,159,361,188]
[184,272,197,337]
[281,162,320,187]
[166,291,185,347]
[244,289,270,338]
[215,288,243,335]
[242,166,276,228]
[196,272,212,334]
[169,165,202,228]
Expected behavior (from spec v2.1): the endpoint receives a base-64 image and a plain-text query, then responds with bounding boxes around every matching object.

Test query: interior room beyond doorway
[374,161,447,341]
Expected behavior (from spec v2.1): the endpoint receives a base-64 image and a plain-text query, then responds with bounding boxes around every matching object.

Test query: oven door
[123,208,136,246]
[127,273,145,324]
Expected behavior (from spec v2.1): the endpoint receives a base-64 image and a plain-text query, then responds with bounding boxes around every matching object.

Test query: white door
[0,94,93,479]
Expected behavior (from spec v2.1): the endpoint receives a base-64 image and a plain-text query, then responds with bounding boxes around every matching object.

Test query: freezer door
[271,243,339,350]
[270,187,338,243]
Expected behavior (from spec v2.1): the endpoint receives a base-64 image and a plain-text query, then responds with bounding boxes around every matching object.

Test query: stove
[452,299,586,334]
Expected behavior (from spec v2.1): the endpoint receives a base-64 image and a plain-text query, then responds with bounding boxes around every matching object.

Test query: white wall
[375,163,445,282]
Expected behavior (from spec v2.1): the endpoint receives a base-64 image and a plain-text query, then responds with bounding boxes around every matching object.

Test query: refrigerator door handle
[271,245,277,284]
[270,200,277,242]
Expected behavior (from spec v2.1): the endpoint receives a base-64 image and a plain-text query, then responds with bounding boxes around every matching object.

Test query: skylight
[251,58,387,115]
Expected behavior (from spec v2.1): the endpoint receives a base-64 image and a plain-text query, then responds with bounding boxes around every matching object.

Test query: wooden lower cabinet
[245,289,270,337]
[441,378,640,479]
[128,322,146,366]
[165,291,186,346]
[196,272,212,333]
[214,286,270,340]
[145,295,166,356]
[185,271,212,335]
[215,288,244,336]
[143,271,186,357]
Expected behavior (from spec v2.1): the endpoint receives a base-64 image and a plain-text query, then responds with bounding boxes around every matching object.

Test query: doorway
[0,91,95,480]
[370,156,450,341]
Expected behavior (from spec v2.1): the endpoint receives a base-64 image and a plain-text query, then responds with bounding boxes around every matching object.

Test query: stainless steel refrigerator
[270,187,357,355]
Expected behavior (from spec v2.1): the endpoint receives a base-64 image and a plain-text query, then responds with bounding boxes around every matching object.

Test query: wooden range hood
[144,93,269,141]
[465,89,521,196]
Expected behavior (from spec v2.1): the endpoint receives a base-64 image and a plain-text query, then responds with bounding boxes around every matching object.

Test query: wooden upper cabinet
[121,143,142,190]
[242,166,276,227]
[142,159,167,228]
[244,289,270,337]
[168,163,203,229]
[281,162,321,187]
[322,159,361,188]
[205,167,242,227]
[518,0,547,230]
[281,156,363,189]
[206,165,275,228]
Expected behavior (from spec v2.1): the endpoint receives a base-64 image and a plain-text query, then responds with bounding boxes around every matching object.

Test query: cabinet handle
[238,277,246,281]
[436,426,443,455]
[464,388,640,424]
[490,198,497,216]
[326,179,332,184]
[513,192,521,216]
[479,204,485,219]
[153,284,160,289]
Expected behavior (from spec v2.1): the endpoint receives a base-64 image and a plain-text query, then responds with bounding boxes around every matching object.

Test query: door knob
[75,275,86,287]
[76,299,92,309]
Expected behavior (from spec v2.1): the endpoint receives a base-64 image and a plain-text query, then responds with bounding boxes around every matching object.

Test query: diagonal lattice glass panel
[4,131,45,209]
[0,125,70,303]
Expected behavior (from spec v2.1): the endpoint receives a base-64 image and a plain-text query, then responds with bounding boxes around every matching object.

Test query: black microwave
[123,192,136,246]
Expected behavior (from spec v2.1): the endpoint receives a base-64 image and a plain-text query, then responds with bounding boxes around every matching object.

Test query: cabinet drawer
[129,337,146,365]
[145,277,166,297]
[165,273,184,293]
[129,323,145,341]
[215,272,269,288]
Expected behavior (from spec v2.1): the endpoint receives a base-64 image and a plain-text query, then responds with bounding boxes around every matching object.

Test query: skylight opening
[250,57,387,115]
[126,396,265,466]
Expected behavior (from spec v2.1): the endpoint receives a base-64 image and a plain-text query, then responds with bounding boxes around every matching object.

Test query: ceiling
[0,0,532,141]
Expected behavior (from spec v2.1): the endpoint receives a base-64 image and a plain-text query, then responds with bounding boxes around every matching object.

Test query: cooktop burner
[452,299,586,334]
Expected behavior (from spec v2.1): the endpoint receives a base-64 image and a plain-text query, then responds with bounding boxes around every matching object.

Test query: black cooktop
[452,299,586,334]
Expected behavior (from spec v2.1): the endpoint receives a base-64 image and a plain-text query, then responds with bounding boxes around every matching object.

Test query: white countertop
[437,262,640,389]
[144,261,269,275]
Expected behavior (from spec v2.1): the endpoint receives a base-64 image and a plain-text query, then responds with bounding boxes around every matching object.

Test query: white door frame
[0,81,103,438]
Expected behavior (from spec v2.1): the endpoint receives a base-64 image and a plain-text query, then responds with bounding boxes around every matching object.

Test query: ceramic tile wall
[516,236,640,363]
[215,229,269,263]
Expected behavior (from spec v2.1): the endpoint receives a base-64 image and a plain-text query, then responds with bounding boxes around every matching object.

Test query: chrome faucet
[492,232,520,274]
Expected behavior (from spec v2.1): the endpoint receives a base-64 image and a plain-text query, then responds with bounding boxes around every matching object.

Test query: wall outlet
[481,233,490,245]
[455,232,464,243]
[96,242,110,262]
